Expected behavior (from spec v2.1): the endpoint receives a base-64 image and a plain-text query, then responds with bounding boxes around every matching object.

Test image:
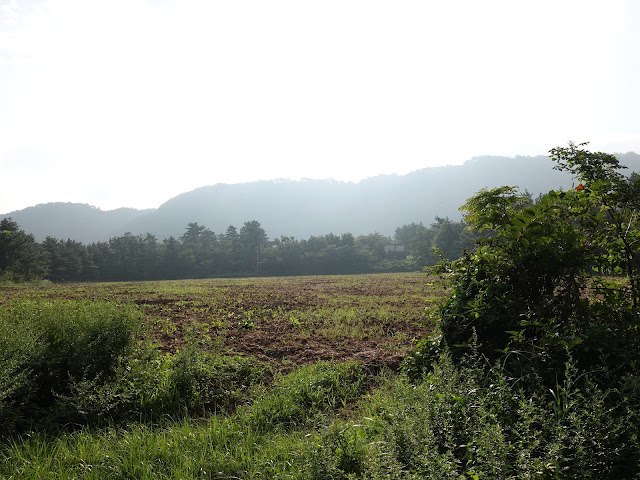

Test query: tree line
[0,216,477,283]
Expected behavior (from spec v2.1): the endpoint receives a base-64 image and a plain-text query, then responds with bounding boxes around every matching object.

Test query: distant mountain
[3,153,640,243]
[0,203,153,244]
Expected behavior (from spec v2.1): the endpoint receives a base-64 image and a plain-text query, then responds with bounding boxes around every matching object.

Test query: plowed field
[0,273,444,370]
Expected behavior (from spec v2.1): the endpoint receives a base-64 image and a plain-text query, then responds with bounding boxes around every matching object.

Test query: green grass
[0,361,369,479]
[6,353,635,479]
[1,418,309,479]
[2,353,639,479]
[1,273,638,479]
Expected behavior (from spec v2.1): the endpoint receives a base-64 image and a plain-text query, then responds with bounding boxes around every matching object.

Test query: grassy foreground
[1,273,639,478]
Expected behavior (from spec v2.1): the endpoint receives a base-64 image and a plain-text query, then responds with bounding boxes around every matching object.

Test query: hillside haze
[4,153,640,243]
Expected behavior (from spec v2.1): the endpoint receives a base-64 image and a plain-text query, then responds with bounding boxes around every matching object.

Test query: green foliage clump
[0,361,372,480]
[50,345,272,427]
[433,143,640,382]
[0,300,275,436]
[395,143,640,477]
[245,361,369,433]
[0,218,48,283]
[0,300,142,433]
[402,329,445,381]
[299,352,639,479]
[374,353,637,479]
[395,217,478,269]
[306,422,370,479]
[166,345,273,415]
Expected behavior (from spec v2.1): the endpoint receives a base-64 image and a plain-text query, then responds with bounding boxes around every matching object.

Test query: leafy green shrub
[50,342,170,425]
[26,300,141,401]
[392,144,640,476]
[1,295,281,435]
[402,329,444,380]
[435,143,640,384]
[0,313,40,433]
[51,345,273,426]
[0,299,143,433]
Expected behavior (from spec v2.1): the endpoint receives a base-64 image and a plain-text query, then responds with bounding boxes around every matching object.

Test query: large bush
[0,300,142,433]
[432,143,640,383]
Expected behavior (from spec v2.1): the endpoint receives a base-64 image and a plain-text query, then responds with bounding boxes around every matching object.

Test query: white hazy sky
[1,0,639,213]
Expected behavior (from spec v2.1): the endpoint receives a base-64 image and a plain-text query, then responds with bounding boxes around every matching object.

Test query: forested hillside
[0,215,475,283]
[6,153,639,243]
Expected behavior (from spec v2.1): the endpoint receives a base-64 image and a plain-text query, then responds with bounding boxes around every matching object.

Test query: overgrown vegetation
[432,143,639,378]
[404,142,640,476]
[2,143,639,477]
[0,300,272,436]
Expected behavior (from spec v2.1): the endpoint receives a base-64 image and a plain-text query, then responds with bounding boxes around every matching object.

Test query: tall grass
[0,300,273,436]
[305,352,640,479]
[3,342,639,478]
[243,361,368,433]
[1,361,370,479]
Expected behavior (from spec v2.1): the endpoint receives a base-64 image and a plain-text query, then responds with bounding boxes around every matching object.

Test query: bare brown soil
[0,273,444,370]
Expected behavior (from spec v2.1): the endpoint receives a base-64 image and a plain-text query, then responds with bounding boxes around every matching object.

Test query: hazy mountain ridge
[0,203,153,244]
[4,153,640,243]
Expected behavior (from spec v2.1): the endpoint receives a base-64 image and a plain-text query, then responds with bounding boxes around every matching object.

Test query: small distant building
[384,244,407,259]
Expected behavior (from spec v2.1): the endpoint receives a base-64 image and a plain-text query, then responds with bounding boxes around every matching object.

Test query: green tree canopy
[0,218,48,282]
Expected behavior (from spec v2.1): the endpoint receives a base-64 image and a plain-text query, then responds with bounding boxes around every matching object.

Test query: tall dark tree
[42,237,96,282]
[408,228,438,267]
[394,222,427,247]
[109,233,142,281]
[87,241,114,281]
[0,218,48,282]
[262,236,302,275]
[298,233,373,274]
[159,236,185,279]
[180,223,218,277]
[356,233,390,261]
[213,226,240,273]
[139,233,161,280]
[431,217,475,261]
[239,220,268,272]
